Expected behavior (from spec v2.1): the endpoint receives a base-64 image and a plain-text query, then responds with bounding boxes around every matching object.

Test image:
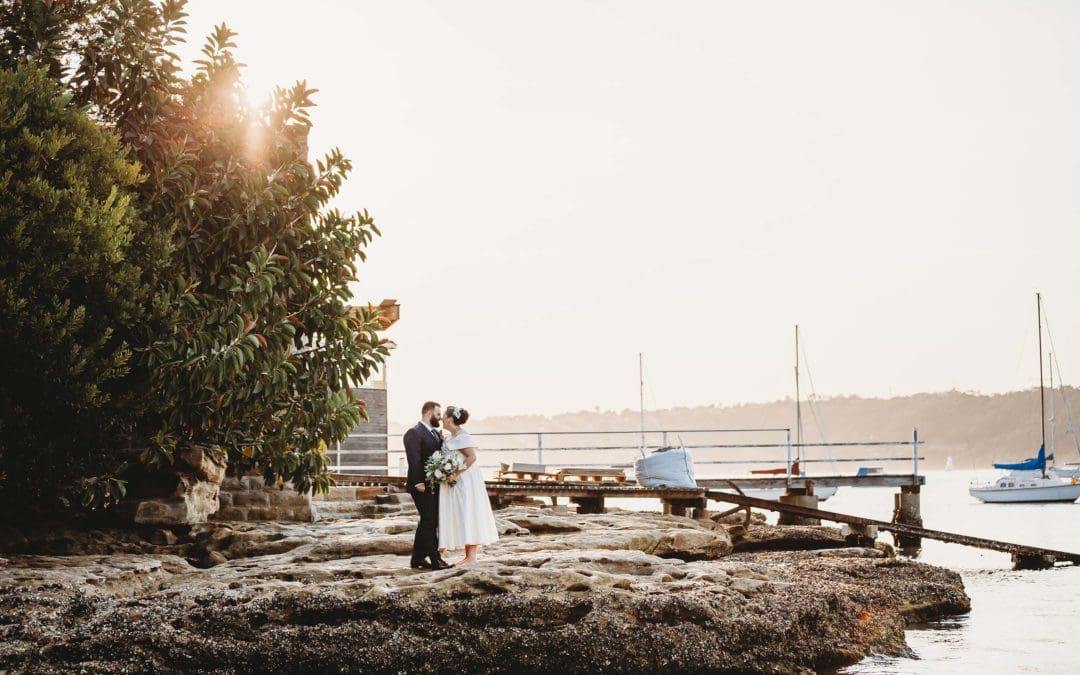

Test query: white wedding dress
[438,430,499,550]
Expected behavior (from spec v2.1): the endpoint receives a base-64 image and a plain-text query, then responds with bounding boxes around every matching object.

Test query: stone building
[336,385,389,475]
[333,298,398,475]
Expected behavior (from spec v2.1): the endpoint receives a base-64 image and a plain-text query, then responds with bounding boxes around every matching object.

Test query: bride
[438,405,499,566]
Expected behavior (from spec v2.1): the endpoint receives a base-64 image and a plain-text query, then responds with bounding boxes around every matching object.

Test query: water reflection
[898,545,922,558]
[836,470,1080,673]
[612,470,1078,672]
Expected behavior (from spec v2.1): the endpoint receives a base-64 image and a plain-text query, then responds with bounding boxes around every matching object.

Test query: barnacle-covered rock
[0,507,968,674]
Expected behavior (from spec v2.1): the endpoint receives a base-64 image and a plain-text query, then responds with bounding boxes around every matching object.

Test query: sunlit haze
[178,1,1080,424]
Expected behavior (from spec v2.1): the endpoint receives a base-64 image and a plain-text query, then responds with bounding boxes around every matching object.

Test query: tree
[0,64,157,511]
[0,0,388,510]
[127,24,389,494]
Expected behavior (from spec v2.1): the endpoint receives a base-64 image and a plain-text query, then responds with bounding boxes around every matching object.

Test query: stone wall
[212,474,314,522]
[334,386,388,474]
[117,445,228,526]
[311,485,416,519]
[207,386,389,522]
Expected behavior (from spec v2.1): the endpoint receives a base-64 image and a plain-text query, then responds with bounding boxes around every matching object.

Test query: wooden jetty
[330,472,919,520]
[333,473,926,491]
[327,472,1080,568]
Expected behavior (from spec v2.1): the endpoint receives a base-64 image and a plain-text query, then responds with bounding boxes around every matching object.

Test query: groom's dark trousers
[404,422,442,565]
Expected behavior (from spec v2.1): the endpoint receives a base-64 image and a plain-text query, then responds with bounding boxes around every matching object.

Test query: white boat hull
[969,479,1080,503]
[735,486,838,502]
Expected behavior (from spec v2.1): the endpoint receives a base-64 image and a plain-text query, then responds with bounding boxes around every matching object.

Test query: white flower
[435,470,444,478]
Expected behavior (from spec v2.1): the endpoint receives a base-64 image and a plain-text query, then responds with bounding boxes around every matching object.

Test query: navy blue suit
[404,422,443,565]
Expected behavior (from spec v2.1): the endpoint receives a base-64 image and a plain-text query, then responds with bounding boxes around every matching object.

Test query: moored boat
[969,293,1080,504]
[1052,464,1080,479]
[969,476,1080,503]
[746,326,841,502]
[969,447,1080,503]
[741,485,839,501]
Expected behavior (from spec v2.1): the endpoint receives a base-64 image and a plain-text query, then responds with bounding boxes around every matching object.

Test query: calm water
[832,470,1080,674]
[608,469,1080,673]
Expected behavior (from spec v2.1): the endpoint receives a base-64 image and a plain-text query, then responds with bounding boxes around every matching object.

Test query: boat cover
[635,446,697,488]
[993,444,1046,471]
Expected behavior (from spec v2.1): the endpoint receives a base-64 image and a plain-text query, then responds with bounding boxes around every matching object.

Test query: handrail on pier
[341,427,926,481]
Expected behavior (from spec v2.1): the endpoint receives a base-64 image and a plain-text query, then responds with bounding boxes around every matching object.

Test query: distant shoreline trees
[0,0,388,514]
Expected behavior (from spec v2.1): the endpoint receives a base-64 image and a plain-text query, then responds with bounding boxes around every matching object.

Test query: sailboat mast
[795,325,802,458]
[639,353,645,452]
[1050,350,1056,467]
[1038,293,1046,476]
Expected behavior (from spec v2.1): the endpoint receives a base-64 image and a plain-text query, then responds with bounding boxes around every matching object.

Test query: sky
[177,1,1080,423]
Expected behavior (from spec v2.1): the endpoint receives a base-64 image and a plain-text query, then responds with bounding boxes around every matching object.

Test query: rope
[1010,310,1035,389]
[643,356,682,451]
[1042,306,1080,458]
[799,331,838,472]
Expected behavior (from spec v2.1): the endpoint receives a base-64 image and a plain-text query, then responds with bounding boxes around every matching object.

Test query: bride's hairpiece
[450,406,463,421]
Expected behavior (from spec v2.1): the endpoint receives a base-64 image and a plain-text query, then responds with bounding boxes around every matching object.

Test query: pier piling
[778,485,821,525]
[892,485,923,550]
[840,523,878,546]
[661,497,710,519]
[572,496,605,514]
[691,499,711,520]
[1013,552,1055,570]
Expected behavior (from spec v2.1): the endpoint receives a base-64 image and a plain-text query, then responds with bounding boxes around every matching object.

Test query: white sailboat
[1053,464,1080,479]
[970,293,1080,503]
[1046,344,1080,478]
[970,464,1079,503]
[744,326,838,501]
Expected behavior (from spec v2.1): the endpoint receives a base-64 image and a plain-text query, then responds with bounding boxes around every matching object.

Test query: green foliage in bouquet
[0,0,388,511]
[425,449,466,490]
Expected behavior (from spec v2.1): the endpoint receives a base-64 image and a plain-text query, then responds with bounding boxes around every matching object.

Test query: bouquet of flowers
[425,447,466,488]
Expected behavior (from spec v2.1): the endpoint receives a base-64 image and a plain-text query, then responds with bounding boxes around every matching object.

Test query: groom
[403,401,453,570]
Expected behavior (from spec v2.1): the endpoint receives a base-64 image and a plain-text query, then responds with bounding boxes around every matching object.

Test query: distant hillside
[400,389,1080,471]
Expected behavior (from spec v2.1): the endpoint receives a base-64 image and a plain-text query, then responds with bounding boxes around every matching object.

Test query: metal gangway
[702,487,1080,568]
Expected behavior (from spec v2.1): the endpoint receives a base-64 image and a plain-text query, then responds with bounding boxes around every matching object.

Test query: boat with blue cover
[969,293,1080,504]
[969,444,1080,503]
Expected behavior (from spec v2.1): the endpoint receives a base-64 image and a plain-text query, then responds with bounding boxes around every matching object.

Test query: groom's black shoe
[410,559,432,570]
[430,559,454,571]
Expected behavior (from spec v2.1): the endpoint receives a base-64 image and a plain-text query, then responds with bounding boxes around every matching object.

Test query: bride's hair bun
[447,406,469,425]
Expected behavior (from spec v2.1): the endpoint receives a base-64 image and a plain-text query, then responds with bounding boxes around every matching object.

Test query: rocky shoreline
[0,507,970,674]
